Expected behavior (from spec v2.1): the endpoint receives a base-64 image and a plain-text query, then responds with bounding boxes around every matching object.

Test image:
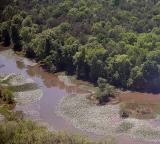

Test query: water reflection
[26,65,80,93]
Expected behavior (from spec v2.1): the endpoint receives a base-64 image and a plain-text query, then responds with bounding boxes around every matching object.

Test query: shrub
[96,78,118,104]
[0,119,116,144]
[0,87,14,104]
[11,129,92,144]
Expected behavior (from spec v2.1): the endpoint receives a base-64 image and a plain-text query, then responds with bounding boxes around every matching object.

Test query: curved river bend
[0,49,160,144]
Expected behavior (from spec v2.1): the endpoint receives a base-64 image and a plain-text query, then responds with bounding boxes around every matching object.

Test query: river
[0,48,160,144]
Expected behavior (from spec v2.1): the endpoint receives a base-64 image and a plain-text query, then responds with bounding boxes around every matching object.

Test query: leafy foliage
[1,0,160,92]
[0,86,14,104]
[96,78,118,104]
[0,118,116,144]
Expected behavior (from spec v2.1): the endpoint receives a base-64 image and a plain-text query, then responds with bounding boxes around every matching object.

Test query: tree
[44,38,52,56]
[90,57,104,82]
[62,36,79,74]
[2,29,10,46]
[2,5,17,20]
[146,50,160,63]
[127,66,144,89]
[142,60,159,80]
[74,40,106,80]
[11,24,22,51]
[74,47,88,79]
[107,54,132,87]
[96,78,117,104]
[1,22,10,46]
[1,0,160,92]
[11,14,23,27]
[22,16,32,27]
[112,0,120,6]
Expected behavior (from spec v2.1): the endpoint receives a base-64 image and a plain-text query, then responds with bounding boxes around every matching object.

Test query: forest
[1,0,160,92]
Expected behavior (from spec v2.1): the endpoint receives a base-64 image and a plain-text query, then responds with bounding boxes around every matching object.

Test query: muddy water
[0,49,101,138]
[1,49,160,144]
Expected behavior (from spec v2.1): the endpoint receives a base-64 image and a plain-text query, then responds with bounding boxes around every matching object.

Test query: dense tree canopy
[1,0,160,92]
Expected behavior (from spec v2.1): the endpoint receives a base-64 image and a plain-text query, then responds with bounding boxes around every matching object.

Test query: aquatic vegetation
[0,73,43,104]
[57,94,120,135]
[14,89,43,104]
[116,122,134,133]
[57,93,160,141]
[135,127,160,139]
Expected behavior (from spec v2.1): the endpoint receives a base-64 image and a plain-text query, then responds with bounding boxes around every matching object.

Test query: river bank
[1,48,160,143]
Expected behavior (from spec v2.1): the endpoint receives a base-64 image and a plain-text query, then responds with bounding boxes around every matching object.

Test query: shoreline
[2,48,160,143]
[56,93,160,142]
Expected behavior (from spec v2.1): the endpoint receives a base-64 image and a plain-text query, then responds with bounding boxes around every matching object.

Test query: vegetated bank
[1,0,160,143]
[1,0,160,93]
[1,48,160,143]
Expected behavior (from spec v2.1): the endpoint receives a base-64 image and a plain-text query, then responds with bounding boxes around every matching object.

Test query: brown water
[0,49,101,138]
[1,49,160,144]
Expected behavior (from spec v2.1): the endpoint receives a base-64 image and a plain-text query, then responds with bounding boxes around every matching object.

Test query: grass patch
[119,102,160,119]
[154,104,160,115]
[8,83,38,92]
